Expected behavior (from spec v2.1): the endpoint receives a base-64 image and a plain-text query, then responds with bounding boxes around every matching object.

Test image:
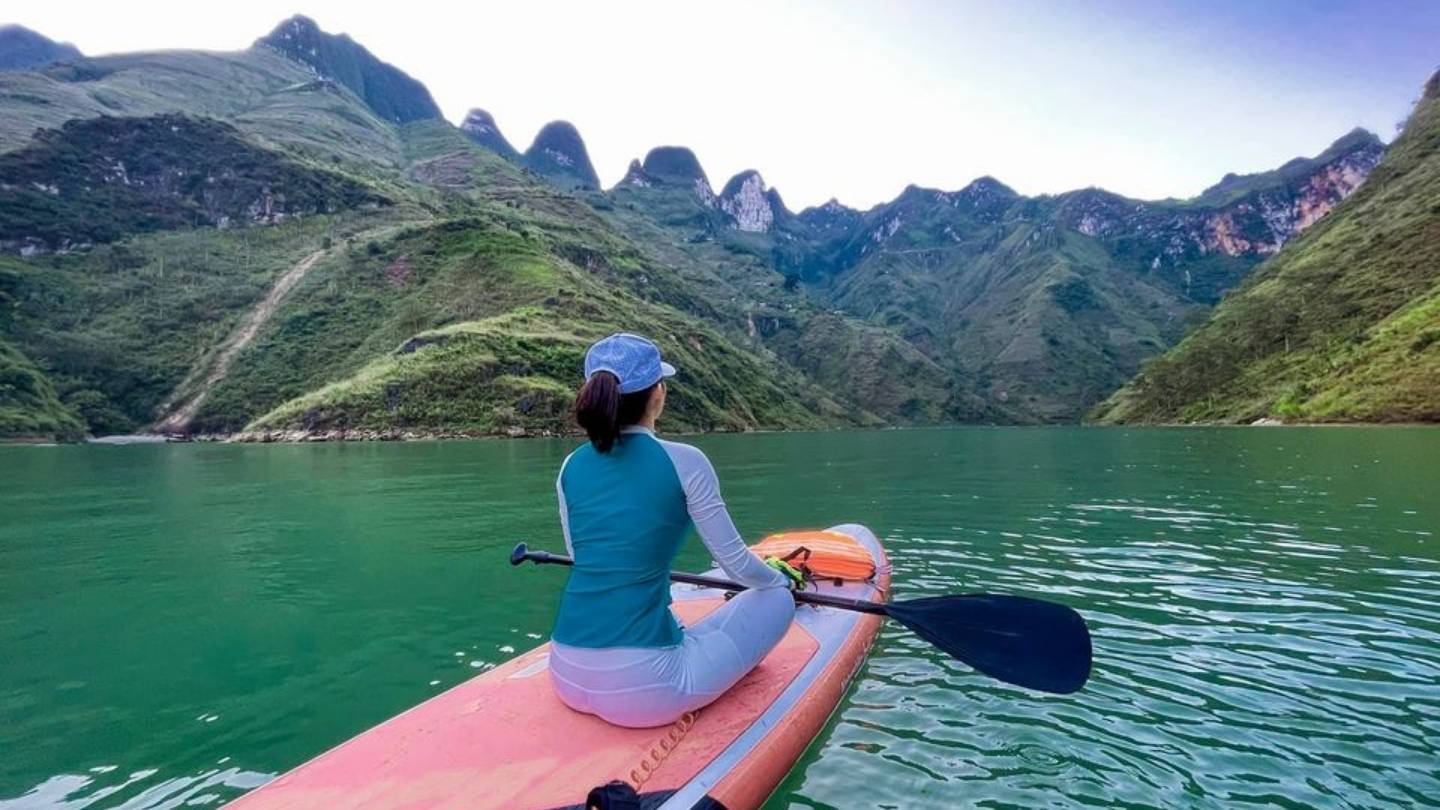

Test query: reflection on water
[1,428,1437,808]
[0,768,270,810]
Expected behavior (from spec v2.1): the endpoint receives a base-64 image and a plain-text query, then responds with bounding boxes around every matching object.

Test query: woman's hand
[763,556,807,590]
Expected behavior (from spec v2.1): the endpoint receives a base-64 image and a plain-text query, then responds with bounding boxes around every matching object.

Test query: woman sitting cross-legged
[547,333,803,729]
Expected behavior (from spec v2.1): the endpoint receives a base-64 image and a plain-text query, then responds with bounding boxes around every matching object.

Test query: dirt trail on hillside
[153,249,326,434]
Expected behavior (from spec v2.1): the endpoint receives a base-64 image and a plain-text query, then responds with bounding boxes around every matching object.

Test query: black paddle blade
[885,594,1092,694]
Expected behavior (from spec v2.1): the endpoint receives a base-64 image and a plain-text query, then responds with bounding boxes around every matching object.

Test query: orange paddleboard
[229,524,890,810]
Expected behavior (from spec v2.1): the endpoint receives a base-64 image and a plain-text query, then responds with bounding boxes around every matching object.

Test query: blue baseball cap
[584,333,677,394]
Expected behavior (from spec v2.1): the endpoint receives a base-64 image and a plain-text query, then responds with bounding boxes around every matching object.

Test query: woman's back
[552,429,691,648]
[548,333,795,729]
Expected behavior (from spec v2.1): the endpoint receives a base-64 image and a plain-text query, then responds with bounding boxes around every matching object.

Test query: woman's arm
[556,452,574,558]
[662,441,787,589]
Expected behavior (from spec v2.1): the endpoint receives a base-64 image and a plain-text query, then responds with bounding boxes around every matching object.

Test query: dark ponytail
[574,372,657,453]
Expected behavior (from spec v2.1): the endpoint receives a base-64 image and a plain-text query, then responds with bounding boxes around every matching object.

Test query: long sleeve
[661,440,787,589]
[556,452,574,557]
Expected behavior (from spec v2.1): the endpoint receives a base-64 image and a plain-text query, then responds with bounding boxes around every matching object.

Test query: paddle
[510,542,1092,695]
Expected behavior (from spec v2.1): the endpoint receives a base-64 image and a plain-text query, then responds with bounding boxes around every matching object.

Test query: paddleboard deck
[228,524,890,810]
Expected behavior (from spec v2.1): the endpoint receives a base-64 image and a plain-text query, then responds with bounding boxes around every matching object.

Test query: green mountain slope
[0,114,385,252]
[0,336,83,441]
[1093,72,1440,424]
[448,122,1000,424]
[208,208,853,437]
[0,265,82,441]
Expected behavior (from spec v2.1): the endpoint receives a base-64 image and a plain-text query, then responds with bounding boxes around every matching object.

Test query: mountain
[603,131,1383,421]
[0,24,81,71]
[459,108,519,160]
[641,146,709,184]
[0,16,1406,441]
[255,15,441,124]
[521,121,600,191]
[716,170,789,234]
[1093,73,1440,424]
[603,146,1000,424]
[0,19,862,441]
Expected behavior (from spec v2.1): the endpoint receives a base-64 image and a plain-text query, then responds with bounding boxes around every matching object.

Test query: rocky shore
[221,426,564,443]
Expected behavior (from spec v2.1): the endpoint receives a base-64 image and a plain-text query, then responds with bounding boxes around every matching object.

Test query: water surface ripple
[1,428,1437,808]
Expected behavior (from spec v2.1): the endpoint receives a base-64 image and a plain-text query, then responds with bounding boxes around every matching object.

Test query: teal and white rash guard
[550,426,786,649]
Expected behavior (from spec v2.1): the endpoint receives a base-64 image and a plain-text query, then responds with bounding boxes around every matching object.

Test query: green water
[1,428,1438,809]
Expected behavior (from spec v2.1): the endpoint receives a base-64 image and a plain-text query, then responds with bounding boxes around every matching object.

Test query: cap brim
[660,361,677,378]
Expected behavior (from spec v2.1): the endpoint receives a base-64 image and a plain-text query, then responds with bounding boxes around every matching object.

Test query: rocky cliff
[1052,130,1384,301]
[717,170,789,234]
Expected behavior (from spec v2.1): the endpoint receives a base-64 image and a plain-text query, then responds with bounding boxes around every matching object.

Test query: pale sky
[10,0,1440,209]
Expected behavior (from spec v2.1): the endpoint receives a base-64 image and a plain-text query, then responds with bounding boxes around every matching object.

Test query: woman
[548,333,803,728]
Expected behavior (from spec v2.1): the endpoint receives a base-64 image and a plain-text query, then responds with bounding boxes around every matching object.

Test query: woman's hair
[574,372,657,453]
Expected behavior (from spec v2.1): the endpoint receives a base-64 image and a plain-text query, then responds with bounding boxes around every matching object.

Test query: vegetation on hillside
[0,337,83,441]
[246,306,850,436]
[603,178,1000,423]
[1093,73,1440,424]
[0,217,383,434]
[0,114,386,251]
[214,189,858,435]
[0,265,83,440]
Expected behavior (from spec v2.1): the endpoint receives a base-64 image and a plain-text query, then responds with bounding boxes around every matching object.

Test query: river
[1,427,1437,808]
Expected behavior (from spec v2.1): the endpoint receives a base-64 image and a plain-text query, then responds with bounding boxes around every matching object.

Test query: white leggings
[549,586,796,728]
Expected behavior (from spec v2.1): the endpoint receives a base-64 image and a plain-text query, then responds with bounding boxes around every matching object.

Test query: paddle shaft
[512,545,889,616]
[511,542,1093,693]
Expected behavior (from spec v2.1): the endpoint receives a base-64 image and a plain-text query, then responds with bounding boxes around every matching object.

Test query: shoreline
[8,419,1439,448]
